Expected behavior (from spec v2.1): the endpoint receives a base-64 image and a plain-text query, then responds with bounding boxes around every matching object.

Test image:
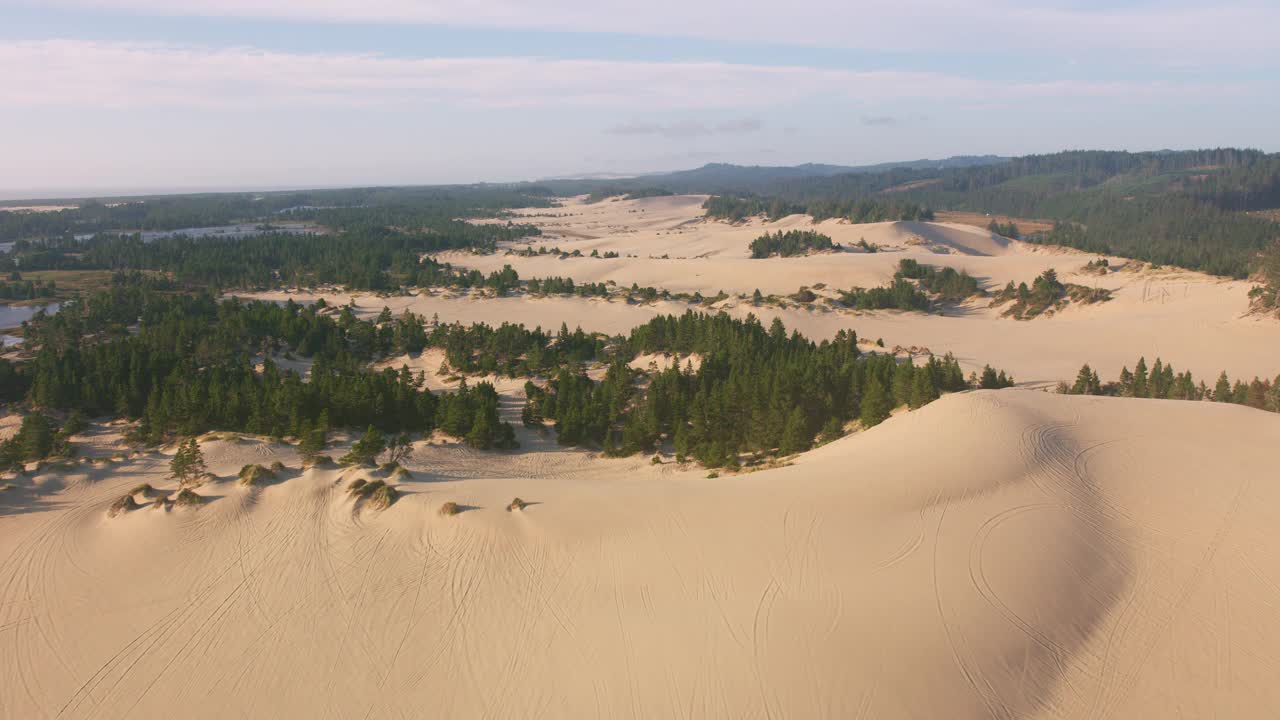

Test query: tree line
[1063,357,1280,413]
[704,195,934,223]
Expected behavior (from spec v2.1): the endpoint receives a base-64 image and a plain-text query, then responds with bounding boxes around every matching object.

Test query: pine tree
[860,376,892,428]
[1132,357,1149,398]
[466,411,496,450]
[892,360,915,407]
[779,407,810,455]
[908,368,939,409]
[341,425,386,465]
[1214,372,1232,402]
[169,437,206,485]
[1071,364,1100,395]
[298,426,327,460]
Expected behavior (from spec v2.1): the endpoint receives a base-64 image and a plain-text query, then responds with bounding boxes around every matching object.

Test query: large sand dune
[431,194,1280,383]
[3,390,1279,718]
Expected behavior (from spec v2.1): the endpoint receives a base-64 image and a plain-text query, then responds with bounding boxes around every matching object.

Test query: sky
[1,0,1277,196]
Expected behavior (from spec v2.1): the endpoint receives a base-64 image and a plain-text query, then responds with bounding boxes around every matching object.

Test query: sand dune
[2,390,1278,718]
[421,194,1280,383]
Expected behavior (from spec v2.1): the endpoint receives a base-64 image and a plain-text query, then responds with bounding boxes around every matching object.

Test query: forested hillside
[537,150,1280,280]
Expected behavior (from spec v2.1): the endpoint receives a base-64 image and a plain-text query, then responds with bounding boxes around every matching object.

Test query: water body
[0,301,60,346]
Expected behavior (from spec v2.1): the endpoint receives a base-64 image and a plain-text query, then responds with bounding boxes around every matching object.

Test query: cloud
[0,41,1244,112]
[20,0,1280,55]
[606,118,761,138]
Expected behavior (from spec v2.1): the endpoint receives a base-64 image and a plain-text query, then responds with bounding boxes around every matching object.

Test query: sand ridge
[2,390,1278,718]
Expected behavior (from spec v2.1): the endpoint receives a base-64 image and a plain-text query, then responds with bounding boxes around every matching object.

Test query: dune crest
[2,390,1278,718]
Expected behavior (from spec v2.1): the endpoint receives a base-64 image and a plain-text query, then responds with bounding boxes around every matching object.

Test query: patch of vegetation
[987,220,1020,237]
[108,494,139,517]
[894,259,982,302]
[992,269,1111,319]
[506,497,527,512]
[0,275,58,301]
[1251,239,1280,314]
[129,483,156,497]
[439,501,461,516]
[0,411,65,471]
[238,464,278,486]
[368,483,398,510]
[1081,257,1111,275]
[976,365,1016,389]
[839,279,931,311]
[749,230,835,258]
[173,488,203,507]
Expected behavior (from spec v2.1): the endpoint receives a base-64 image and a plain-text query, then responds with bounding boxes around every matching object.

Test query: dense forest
[689,150,1280,279]
[705,195,933,223]
[0,221,538,291]
[1062,357,1280,413]
[1,288,519,465]
[522,311,1010,465]
[0,186,554,242]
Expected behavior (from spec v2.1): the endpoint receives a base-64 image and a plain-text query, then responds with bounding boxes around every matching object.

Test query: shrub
[507,497,527,512]
[238,464,277,486]
[129,483,156,497]
[173,488,202,506]
[439,501,461,516]
[369,484,398,510]
[108,494,139,517]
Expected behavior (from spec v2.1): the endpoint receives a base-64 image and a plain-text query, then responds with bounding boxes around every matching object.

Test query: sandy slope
[2,390,1278,718]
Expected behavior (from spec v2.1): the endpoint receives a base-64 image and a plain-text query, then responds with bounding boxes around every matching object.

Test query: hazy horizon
[2,0,1278,193]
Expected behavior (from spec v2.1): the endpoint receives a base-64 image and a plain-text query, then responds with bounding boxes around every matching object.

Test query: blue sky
[1,0,1276,196]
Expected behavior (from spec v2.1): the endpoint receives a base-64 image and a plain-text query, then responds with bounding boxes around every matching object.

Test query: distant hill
[536,156,1009,195]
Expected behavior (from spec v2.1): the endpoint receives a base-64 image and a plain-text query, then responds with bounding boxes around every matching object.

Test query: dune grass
[108,494,140,517]
[129,483,156,497]
[238,464,278,486]
[174,488,203,507]
[369,484,399,510]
